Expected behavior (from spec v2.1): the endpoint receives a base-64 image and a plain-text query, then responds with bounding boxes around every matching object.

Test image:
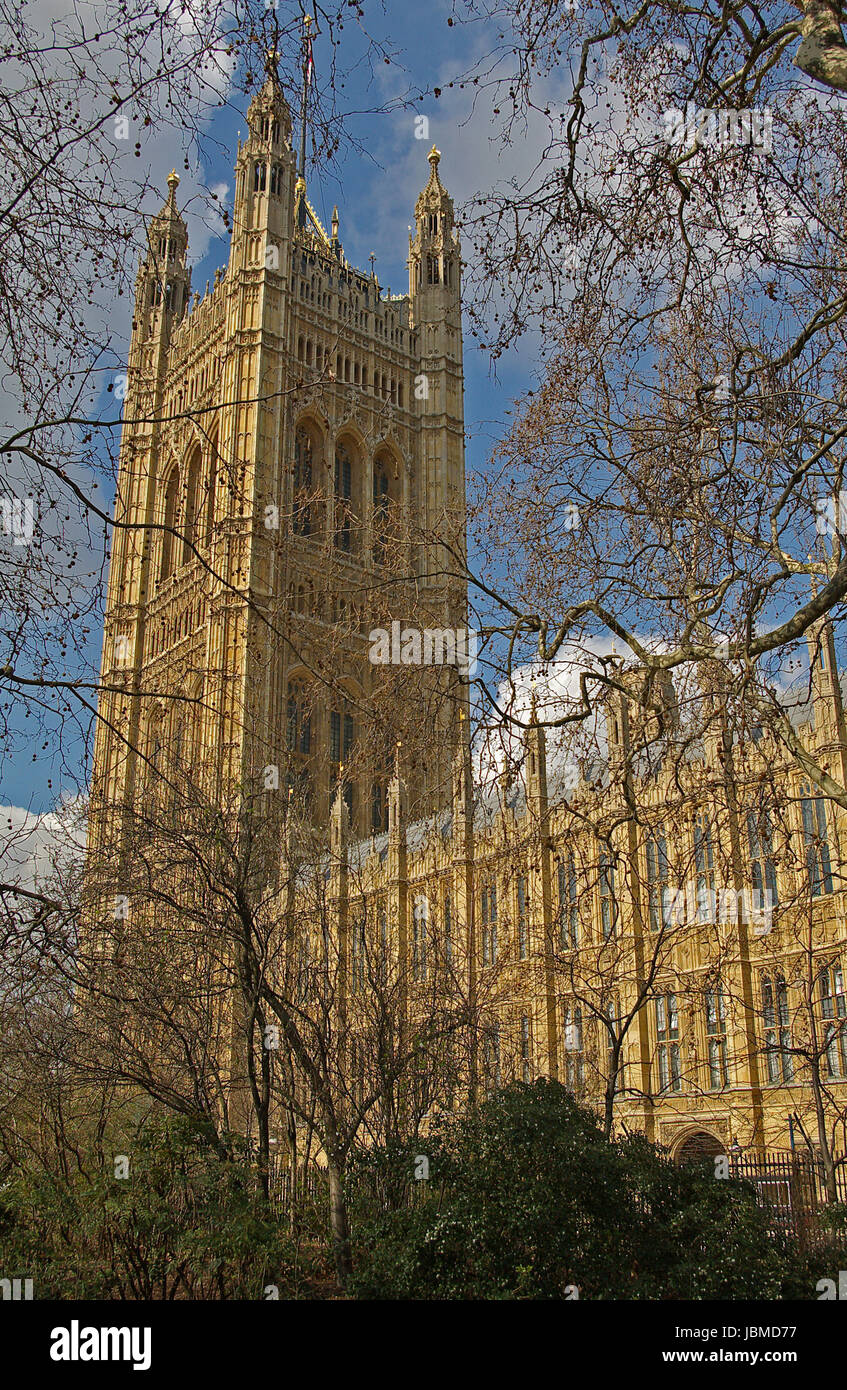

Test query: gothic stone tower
[89,69,468,850]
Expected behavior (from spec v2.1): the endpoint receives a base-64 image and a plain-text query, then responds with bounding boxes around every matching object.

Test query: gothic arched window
[160,464,180,582]
[371,780,387,832]
[182,447,201,564]
[293,427,313,537]
[373,465,389,565]
[204,432,217,545]
[329,706,354,770]
[334,440,359,554]
[286,678,312,756]
[372,451,400,567]
[762,973,793,1082]
[145,706,166,810]
[329,700,356,823]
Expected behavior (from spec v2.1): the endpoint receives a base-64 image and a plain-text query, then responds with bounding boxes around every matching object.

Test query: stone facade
[90,72,847,1164]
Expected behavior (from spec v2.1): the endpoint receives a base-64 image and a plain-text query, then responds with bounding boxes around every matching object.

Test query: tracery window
[656,993,681,1092]
[160,465,180,582]
[286,678,312,756]
[819,963,847,1078]
[293,427,313,537]
[800,783,834,896]
[762,974,793,1082]
[705,982,729,1089]
[334,442,354,552]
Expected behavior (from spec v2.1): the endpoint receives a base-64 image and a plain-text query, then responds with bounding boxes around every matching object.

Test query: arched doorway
[675,1130,725,1164]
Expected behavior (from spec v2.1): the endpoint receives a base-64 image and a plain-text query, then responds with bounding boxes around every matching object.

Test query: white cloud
[0,802,85,897]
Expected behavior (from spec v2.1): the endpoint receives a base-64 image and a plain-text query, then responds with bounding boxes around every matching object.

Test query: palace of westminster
[89,64,847,1167]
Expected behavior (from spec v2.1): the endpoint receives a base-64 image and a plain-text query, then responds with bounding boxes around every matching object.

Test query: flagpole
[298,14,313,184]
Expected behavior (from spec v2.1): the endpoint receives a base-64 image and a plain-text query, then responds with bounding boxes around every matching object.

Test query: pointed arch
[293,415,325,538]
[372,443,403,567]
[334,430,363,556]
[204,428,218,546]
[328,678,362,829]
[182,443,202,564]
[159,461,180,582]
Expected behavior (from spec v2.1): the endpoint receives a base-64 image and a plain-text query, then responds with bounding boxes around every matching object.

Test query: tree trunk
[811,1078,838,1203]
[327,1158,353,1287]
[287,1107,298,1237]
[603,1043,621,1139]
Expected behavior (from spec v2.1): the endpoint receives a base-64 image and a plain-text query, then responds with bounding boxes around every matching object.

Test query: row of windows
[478,969,847,1103]
[286,679,390,831]
[156,422,402,589]
[341,956,846,1100]
[149,279,186,314]
[415,254,455,288]
[286,583,364,626]
[347,894,455,993]
[552,793,835,949]
[174,356,221,415]
[251,115,283,144]
[292,247,407,342]
[263,761,388,833]
[146,599,205,659]
[159,442,216,583]
[374,791,837,973]
[295,339,407,404]
[559,969,846,1102]
[236,159,284,198]
[292,426,402,560]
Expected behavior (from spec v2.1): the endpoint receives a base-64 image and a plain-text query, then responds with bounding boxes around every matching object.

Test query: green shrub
[350,1080,814,1300]
[0,1115,301,1299]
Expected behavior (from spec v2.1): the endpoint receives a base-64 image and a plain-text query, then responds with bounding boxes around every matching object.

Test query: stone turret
[408,146,465,605]
[409,146,460,304]
[524,694,549,822]
[229,64,296,279]
[131,170,190,356]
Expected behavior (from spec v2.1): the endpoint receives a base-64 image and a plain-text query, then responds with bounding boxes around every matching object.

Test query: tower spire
[298,15,314,186]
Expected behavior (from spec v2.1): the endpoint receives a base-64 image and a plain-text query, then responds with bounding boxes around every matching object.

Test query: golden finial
[428,144,441,168]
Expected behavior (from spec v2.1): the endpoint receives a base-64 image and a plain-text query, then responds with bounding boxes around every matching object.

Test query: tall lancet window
[160,464,180,582]
[293,428,313,537]
[334,441,357,553]
[286,678,312,756]
[204,432,218,545]
[182,448,201,564]
[373,465,389,565]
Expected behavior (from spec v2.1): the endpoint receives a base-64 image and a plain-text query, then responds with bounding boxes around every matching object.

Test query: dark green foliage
[0,1115,302,1299]
[349,1080,820,1300]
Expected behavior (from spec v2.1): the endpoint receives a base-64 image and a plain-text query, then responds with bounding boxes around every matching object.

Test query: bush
[349,1080,814,1300]
[0,1115,301,1299]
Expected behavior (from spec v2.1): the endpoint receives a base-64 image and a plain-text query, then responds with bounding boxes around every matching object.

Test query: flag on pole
[304,29,314,87]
